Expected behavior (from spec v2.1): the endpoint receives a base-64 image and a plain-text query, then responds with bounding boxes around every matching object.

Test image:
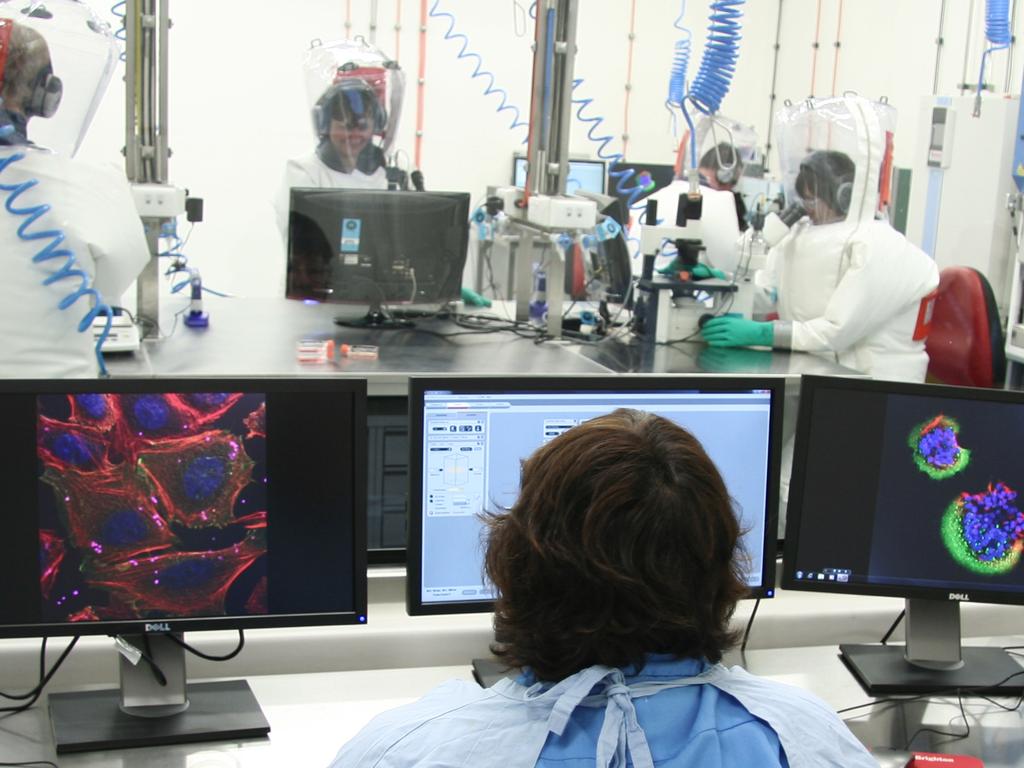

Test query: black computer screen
[783,375,1024,604]
[287,188,470,307]
[0,378,367,638]
[407,376,783,615]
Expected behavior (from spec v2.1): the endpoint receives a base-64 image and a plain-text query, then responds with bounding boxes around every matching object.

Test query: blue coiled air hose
[110,1,127,62]
[688,0,744,117]
[0,151,113,376]
[429,0,529,136]
[666,1,692,158]
[977,0,1011,105]
[571,78,659,238]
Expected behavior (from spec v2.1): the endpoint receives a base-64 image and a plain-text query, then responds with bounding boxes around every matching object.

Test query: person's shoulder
[328,679,495,767]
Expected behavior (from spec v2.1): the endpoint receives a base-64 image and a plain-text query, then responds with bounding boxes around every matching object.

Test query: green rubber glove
[657,260,726,280]
[690,263,727,280]
[700,316,774,348]
[460,286,492,307]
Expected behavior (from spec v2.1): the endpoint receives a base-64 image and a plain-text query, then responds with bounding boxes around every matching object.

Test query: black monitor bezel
[407,374,785,616]
[286,187,471,306]
[0,377,368,638]
[782,374,1024,606]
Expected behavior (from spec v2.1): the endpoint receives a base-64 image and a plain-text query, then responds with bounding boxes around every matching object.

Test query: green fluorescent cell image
[941,484,1024,576]
[908,414,970,480]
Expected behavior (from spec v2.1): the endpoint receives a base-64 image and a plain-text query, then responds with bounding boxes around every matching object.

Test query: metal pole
[960,0,976,95]
[125,0,173,335]
[552,0,580,198]
[763,0,784,173]
[933,0,947,95]
[1005,0,1019,92]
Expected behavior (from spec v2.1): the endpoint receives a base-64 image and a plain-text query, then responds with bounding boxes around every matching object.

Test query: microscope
[633,190,737,344]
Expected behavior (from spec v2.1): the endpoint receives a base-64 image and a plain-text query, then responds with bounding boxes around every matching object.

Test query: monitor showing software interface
[513,156,606,195]
[414,381,779,610]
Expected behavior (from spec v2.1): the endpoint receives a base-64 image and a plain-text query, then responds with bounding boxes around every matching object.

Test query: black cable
[0,639,48,702]
[0,761,59,767]
[166,630,245,662]
[140,634,168,687]
[880,609,905,645]
[903,689,969,750]
[740,598,761,652]
[0,636,79,716]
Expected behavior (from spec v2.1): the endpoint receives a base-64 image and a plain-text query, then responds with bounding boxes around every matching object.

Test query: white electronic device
[92,313,141,353]
[131,183,187,218]
[526,194,598,229]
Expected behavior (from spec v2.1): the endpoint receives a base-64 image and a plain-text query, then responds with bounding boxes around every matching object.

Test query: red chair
[925,266,1006,388]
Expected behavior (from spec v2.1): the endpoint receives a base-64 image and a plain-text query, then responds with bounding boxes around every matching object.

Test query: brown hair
[0,21,50,113]
[484,408,749,682]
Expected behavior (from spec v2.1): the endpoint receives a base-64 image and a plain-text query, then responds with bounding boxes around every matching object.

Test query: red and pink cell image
[36,392,268,622]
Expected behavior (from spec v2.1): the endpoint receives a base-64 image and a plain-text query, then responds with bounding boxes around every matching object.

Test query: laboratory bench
[103,295,862,549]
[104,295,861,387]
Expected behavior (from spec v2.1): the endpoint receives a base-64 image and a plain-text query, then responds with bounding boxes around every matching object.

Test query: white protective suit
[275,151,387,233]
[756,96,939,382]
[637,181,741,275]
[0,147,148,378]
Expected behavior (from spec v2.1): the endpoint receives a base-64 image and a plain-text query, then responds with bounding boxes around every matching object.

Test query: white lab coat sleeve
[79,163,149,299]
[752,243,780,312]
[789,239,909,354]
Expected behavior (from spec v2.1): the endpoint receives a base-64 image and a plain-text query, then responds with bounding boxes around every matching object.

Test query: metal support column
[124,0,175,336]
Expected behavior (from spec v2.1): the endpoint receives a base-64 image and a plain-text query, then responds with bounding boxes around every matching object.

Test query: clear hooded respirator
[302,36,405,174]
[762,95,896,246]
[0,0,118,156]
[688,114,758,187]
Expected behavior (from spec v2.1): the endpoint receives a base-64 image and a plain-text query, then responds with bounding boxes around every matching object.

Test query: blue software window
[419,388,773,606]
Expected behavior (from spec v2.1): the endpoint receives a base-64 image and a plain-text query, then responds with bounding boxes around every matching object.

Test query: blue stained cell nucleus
[99,509,150,548]
[182,456,227,502]
[75,394,108,421]
[132,395,171,431]
[918,425,959,467]
[186,393,230,410]
[49,432,100,468]
[959,482,1024,562]
[160,558,217,590]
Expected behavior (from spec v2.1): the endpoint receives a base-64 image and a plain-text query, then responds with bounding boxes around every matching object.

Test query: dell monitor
[0,378,367,752]
[512,155,607,195]
[782,375,1024,695]
[407,376,783,616]
[287,188,471,327]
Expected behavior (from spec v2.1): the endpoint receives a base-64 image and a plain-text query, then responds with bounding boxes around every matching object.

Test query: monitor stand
[839,598,1024,695]
[48,634,270,754]
[335,298,415,329]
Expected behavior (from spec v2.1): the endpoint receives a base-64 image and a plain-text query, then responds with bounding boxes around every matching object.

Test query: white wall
[73,0,1024,300]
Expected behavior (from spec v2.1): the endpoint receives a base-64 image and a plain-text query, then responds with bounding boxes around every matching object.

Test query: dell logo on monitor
[948,592,971,601]
[144,622,172,632]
